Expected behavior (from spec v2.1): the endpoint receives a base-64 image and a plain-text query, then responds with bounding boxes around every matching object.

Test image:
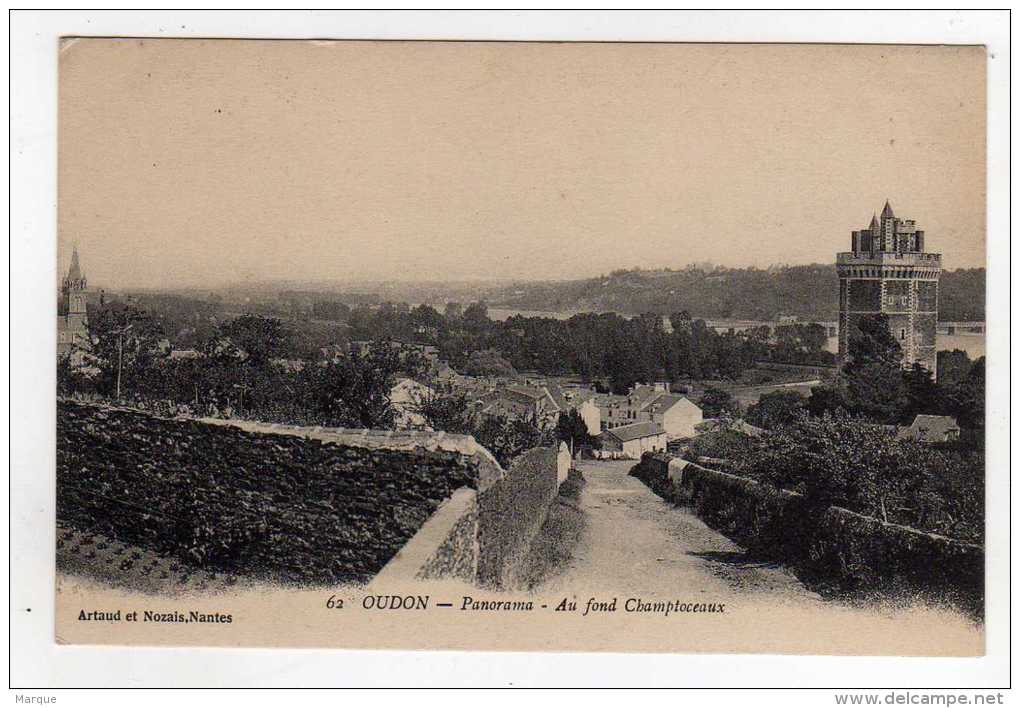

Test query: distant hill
[487,265,986,322]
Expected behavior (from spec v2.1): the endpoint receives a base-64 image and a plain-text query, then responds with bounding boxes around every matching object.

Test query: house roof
[567,388,597,406]
[504,385,558,409]
[629,385,663,407]
[641,393,697,415]
[899,414,960,441]
[602,421,666,442]
[594,393,629,409]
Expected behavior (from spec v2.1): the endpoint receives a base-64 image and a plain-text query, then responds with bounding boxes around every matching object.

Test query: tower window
[900,329,906,341]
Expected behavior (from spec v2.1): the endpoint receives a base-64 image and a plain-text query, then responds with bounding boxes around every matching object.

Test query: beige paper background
[56,576,983,656]
[58,39,986,288]
[56,39,986,655]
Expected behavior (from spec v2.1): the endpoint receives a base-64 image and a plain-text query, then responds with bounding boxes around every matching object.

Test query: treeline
[58,302,563,466]
[486,265,986,322]
[114,296,836,394]
[347,303,836,391]
[58,305,423,430]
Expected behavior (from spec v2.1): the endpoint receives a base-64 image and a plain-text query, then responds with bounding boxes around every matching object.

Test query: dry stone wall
[57,401,489,585]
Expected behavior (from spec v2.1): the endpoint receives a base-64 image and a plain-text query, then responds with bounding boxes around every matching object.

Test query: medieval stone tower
[58,245,89,360]
[837,201,941,376]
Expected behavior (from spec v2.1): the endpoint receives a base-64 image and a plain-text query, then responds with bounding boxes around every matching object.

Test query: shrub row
[630,452,984,616]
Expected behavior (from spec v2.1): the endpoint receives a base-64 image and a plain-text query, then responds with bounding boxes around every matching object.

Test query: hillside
[488,265,985,322]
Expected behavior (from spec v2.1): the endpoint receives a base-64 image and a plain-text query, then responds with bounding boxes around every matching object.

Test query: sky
[59,40,986,289]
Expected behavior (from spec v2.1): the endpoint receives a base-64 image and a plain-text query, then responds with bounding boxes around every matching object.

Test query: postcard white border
[9,9,1011,694]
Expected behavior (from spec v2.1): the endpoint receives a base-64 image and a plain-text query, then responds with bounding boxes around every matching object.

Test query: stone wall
[57,400,495,585]
[631,452,984,614]
[59,400,565,591]
[477,446,562,588]
[375,444,567,589]
[373,487,479,584]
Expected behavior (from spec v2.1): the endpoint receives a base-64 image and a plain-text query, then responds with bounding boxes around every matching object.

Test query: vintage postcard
[54,38,987,655]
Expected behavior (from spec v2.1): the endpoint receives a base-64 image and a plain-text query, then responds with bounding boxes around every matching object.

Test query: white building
[598,421,668,459]
[596,384,702,440]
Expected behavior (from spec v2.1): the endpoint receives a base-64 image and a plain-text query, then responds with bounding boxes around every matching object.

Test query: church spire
[67,244,83,282]
[870,213,879,229]
[881,200,895,219]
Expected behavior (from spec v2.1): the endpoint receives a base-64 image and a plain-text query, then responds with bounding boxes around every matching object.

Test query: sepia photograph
[10,8,1011,694]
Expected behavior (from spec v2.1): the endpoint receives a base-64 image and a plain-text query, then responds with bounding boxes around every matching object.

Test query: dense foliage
[59,303,420,429]
[409,388,554,467]
[807,314,985,442]
[733,412,984,544]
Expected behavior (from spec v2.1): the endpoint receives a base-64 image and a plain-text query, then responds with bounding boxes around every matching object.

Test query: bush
[734,412,984,543]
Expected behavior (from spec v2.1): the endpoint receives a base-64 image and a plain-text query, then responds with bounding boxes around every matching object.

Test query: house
[641,393,703,439]
[390,377,434,430]
[597,421,668,459]
[595,384,702,440]
[432,362,464,388]
[897,415,961,443]
[546,384,601,435]
[479,384,560,429]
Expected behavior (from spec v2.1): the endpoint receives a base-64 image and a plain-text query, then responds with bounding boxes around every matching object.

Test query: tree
[216,315,290,368]
[202,315,291,413]
[845,313,902,372]
[746,412,908,519]
[411,389,477,436]
[554,409,595,452]
[410,304,444,340]
[937,349,973,386]
[302,342,407,428]
[842,361,908,424]
[698,386,740,418]
[409,389,552,466]
[835,314,907,424]
[605,334,645,394]
[443,302,463,322]
[745,390,807,430]
[462,301,490,332]
[902,363,944,422]
[88,301,165,400]
[806,381,844,417]
[739,411,983,541]
[461,349,517,378]
[472,415,552,467]
[947,357,985,436]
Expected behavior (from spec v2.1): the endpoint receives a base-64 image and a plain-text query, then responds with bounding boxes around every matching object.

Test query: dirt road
[534,459,824,603]
[523,459,983,655]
